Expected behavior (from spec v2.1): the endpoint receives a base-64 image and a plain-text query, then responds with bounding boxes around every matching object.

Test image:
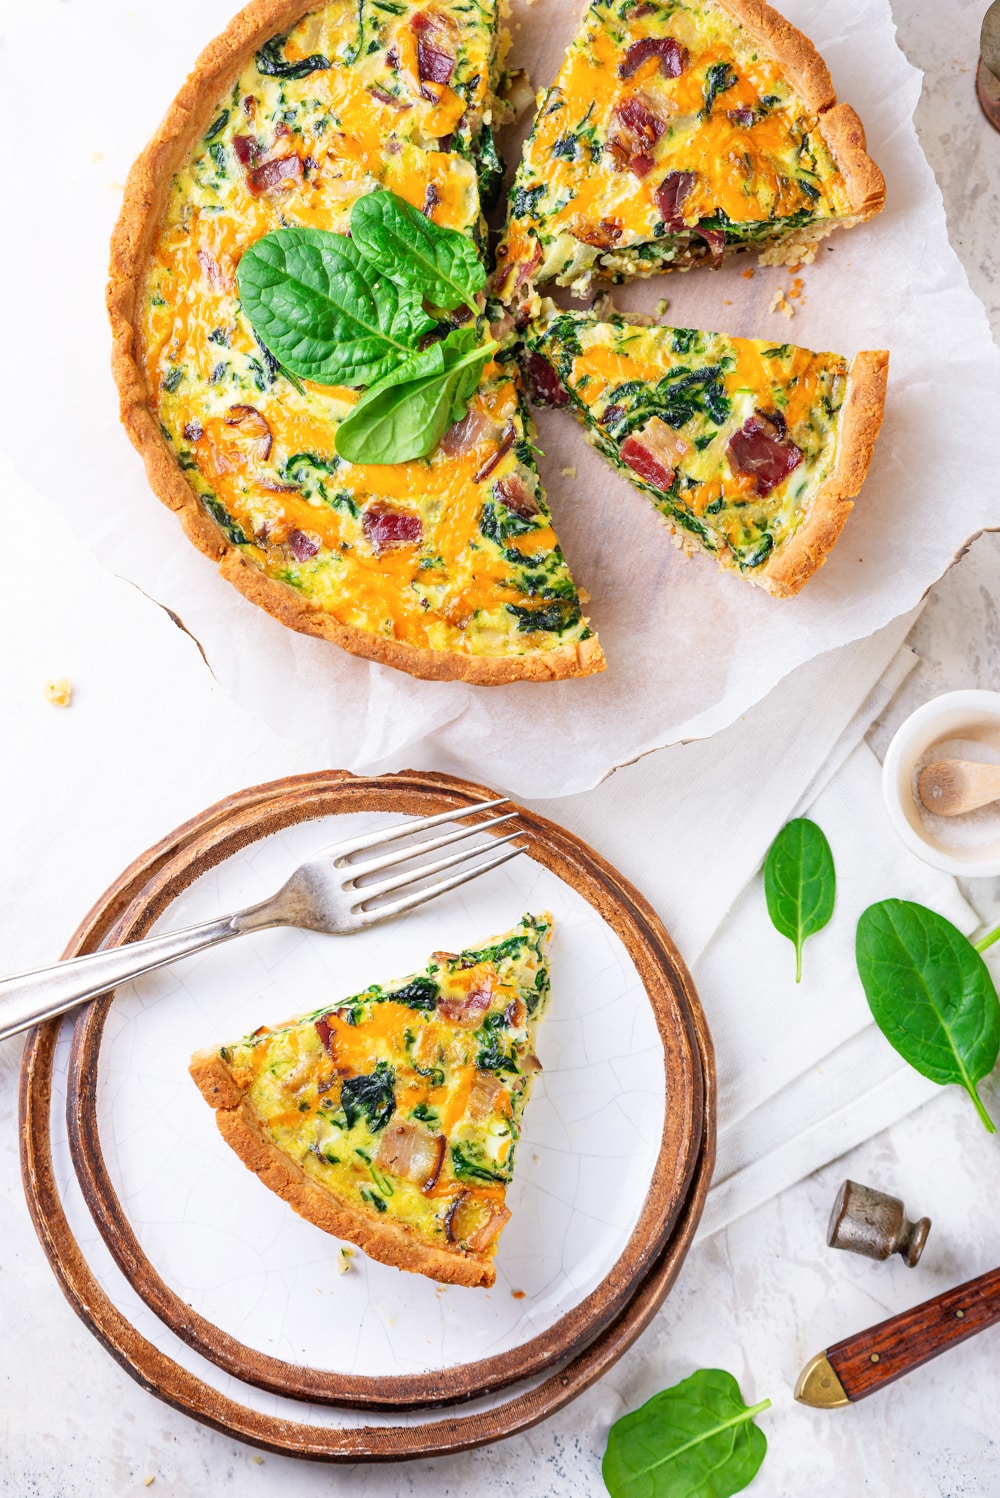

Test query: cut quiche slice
[190,914,553,1287]
[110,0,602,682]
[524,310,888,596]
[494,0,885,306]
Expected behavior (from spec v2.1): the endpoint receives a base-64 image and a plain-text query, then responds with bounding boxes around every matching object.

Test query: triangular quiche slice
[190,914,553,1287]
[524,310,888,597]
[494,0,884,307]
[110,0,603,682]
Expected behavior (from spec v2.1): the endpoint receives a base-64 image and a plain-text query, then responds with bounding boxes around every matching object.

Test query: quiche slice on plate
[494,0,885,306]
[524,310,888,597]
[109,0,603,683]
[190,914,552,1287]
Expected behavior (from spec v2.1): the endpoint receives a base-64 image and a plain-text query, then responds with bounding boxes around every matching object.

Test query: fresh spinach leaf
[350,190,486,314]
[340,1061,396,1132]
[389,976,440,1011]
[335,332,497,465]
[475,1011,519,1075]
[856,900,1000,1132]
[603,1369,770,1498]
[255,32,330,80]
[451,1140,510,1184]
[764,818,836,982]
[237,226,435,386]
[703,62,738,118]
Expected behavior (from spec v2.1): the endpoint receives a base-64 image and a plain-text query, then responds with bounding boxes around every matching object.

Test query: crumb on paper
[560,465,577,478]
[723,299,732,305]
[768,286,794,320]
[787,276,805,301]
[512,1289,526,1299]
[655,297,669,317]
[92,150,104,163]
[45,678,73,708]
[143,1480,155,1489]
[252,1455,265,1465]
[741,267,755,280]
[335,1246,354,1274]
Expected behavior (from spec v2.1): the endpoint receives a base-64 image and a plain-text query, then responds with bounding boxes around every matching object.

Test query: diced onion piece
[440,406,501,456]
[472,423,516,483]
[374,1122,446,1190]
[494,474,540,520]
[224,404,272,461]
[445,1189,511,1251]
[618,37,687,80]
[467,1070,508,1122]
[438,982,493,1025]
[245,153,303,196]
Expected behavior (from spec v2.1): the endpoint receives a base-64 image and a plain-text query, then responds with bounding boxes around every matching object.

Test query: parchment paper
[3,0,998,797]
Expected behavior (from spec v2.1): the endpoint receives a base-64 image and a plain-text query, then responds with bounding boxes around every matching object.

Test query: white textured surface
[4,4,1000,1498]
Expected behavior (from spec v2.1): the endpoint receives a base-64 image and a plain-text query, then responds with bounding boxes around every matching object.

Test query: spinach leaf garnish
[335,330,497,465]
[603,1369,771,1498]
[389,976,440,1011]
[237,227,435,387]
[703,62,739,117]
[763,818,836,981]
[350,190,486,315]
[255,33,330,81]
[856,900,1000,1132]
[339,1061,396,1132]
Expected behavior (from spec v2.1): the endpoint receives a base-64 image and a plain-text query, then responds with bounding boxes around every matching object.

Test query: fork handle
[0,906,275,1044]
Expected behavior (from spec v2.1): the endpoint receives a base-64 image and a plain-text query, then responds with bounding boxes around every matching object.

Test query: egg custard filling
[189,914,553,1287]
[494,0,884,305]
[525,311,888,597]
[131,0,603,681]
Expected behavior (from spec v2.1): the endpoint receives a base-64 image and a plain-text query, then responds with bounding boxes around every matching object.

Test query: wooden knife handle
[827,1265,1000,1400]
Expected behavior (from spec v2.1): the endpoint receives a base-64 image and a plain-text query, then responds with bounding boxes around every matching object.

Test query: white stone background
[4,0,1000,1494]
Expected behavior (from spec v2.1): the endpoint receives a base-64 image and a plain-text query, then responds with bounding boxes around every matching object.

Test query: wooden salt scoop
[917,759,1000,817]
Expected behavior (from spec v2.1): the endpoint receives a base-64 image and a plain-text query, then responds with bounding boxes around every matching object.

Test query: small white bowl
[882,689,1000,878]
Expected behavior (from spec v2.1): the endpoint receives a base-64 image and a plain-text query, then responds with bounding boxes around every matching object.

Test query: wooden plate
[19,771,715,1455]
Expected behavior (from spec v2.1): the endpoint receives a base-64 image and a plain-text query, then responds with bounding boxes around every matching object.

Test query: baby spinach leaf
[255,32,330,80]
[603,1369,770,1498]
[763,818,836,982]
[350,189,486,314]
[236,227,434,387]
[856,899,1000,1133]
[340,1061,396,1132]
[335,332,497,465]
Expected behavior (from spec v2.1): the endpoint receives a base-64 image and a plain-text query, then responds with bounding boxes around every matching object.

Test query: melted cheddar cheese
[209,915,552,1273]
[528,312,850,573]
[495,0,853,299]
[140,2,596,666]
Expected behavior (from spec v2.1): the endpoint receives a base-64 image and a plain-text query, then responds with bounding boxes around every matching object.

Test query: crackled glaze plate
[21,772,712,1452]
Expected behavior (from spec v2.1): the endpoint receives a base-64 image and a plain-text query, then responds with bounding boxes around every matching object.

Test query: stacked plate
[19,771,715,1460]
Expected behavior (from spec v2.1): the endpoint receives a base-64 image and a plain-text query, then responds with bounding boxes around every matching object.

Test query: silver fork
[0,799,524,1044]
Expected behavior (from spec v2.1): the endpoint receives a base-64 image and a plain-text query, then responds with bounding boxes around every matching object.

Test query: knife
[795,1265,1000,1406]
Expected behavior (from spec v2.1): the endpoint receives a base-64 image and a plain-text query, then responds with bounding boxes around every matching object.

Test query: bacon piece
[655,170,696,231]
[362,503,422,555]
[369,83,404,107]
[603,136,631,173]
[473,422,516,483]
[630,151,655,178]
[183,420,203,442]
[440,406,501,456]
[618,37,687,79]
[727,410,802,496]
[437,982,493,1025]
[288,529,320,561]
[620,416,689,492]
[224,404,272,461]
[315,1016,334,1054]
[524,352,570,408]
[422,181,441,217]
[374,1122,446,1191]
[695,224,726,267]
[613,94,666,149]
[242,95,257,119]
[232,134,262,167]
[412,13,456,83]
[728,105,756,127]
[246,153,303,196]
[494,474,540,520]
[600,403,625,427]
[573,218,623,249]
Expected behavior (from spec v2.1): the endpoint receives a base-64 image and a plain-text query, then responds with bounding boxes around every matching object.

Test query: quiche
[494,0,885,306]
[190,914,553,1287]
[109,0,604,683]
[524,311,888,596]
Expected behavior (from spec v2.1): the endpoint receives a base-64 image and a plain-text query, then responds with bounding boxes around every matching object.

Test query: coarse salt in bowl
[882,690,1000,877]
